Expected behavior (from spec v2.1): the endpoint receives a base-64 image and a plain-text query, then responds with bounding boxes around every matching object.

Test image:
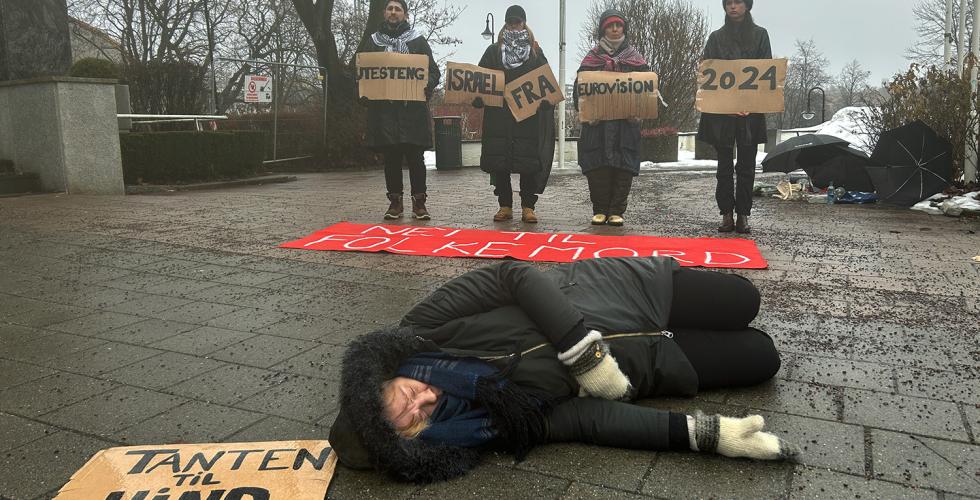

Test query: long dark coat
[478,43,556,192]
[330,257,699,482]
[361,27,441,150]
[574,42,650,176]
[696,23,772,147]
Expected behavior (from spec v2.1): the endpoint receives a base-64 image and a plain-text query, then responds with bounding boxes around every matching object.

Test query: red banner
[281,223,767,269]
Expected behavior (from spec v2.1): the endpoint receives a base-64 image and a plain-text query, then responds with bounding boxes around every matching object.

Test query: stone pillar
[0,0,72,81]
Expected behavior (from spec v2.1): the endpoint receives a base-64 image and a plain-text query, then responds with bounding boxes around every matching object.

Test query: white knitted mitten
[690,413,801,461]
[558,331,633,401]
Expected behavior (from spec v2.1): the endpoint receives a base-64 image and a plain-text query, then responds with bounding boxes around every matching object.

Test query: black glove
[539,100,554,111]
[472,97,485,108]
[358,96,370,107]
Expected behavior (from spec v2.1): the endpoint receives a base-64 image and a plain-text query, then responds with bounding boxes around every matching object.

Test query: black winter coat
[696,23,772,147]
[361,25,441,150]
[478,43,556,191]
[574,42,650,176]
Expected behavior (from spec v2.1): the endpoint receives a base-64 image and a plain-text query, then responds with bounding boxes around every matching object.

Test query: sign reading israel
[444,62,505,107]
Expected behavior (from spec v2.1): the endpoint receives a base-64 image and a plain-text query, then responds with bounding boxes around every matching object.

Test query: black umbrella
[866,120,953,206]
[761,134,849,173]
[802,144,876,192]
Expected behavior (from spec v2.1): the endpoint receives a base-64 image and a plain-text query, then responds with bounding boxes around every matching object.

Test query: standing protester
[575,10,650,227]
[361,0,441,220]
[473,5,556,224]
[697,0,771,234]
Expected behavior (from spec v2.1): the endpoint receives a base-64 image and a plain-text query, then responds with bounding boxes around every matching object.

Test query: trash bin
[434,116,463,170]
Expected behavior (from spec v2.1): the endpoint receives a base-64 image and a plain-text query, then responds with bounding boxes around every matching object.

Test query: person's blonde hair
[382,379,432,439]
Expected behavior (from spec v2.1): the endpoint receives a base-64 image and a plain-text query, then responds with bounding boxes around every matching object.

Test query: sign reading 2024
[695,58,788,114]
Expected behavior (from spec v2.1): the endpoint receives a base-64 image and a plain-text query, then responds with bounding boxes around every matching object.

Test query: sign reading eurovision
[356,52,429,102]
[577,71,660,122]
[281,223,768,269]
[444,62,505,107]
[695,58,788,114]
[54,441,337,500]
[504,64,565,123]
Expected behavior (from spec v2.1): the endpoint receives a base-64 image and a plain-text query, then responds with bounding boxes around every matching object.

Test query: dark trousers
[585,167,634,216]
[667,268,779,389]
[715,143,758,216]
[494,172,538,209]
[383,144,427,195]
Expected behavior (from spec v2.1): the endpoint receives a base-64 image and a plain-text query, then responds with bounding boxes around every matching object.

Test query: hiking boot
[607,215,624,226]
[591,214,607,225]
[718,212,735,233]
[493,207,513,221]
[735,214,752,234]
[384,193,403,220]
[411,193,430,220]
[521,207,538,223]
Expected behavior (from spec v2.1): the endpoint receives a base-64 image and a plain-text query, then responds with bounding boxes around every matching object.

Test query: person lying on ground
[328,257,800,483]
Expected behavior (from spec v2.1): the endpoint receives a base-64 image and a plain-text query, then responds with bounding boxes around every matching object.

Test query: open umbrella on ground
[761,134,850,173]
[866,120,953,206]
[802,145,876,192]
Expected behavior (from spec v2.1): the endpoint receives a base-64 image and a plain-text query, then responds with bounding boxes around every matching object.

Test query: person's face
[385,2,407,24]
[603,21,625,40]
[382,377,442,433]
[505,19,525,31]
[725,0,747,22]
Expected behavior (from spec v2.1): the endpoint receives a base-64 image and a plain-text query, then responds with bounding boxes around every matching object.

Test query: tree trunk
[291,0,355,111]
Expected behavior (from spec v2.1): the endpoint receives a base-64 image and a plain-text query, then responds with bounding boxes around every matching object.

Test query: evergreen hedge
[120,131,266,185]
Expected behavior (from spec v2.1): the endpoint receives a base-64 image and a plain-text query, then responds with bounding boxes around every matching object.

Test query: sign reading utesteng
[54,441,336,500]
[356,52,429,102]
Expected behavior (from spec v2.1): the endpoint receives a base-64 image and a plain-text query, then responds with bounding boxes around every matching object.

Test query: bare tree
[579,0,708,130]
[908,0,974,66]
[834,59,872,108]
[782,38,832,128]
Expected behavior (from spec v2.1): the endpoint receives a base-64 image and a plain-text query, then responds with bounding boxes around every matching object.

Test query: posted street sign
[245,75,273,103]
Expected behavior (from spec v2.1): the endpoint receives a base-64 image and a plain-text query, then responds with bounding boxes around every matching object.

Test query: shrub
[69,58,120,80]
[120,131,266,184]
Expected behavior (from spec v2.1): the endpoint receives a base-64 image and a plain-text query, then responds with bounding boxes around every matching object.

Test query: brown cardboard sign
[54,441,336,500]
[356,52,429,102]
[504,64,565,122]
[577,71,660,122]
[695,58,788,114]
[444,62,505,107]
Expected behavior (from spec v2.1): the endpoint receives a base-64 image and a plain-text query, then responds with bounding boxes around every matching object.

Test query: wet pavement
[0,167,978,499]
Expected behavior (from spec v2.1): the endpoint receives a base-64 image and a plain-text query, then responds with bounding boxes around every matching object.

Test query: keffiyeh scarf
[501,29,532,69]
[579,40,647,71]
[372,22,422,54]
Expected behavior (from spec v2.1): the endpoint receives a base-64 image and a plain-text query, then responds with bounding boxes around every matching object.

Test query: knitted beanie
[598,9,629,36]
[387,0,409,13]
[505,5,527,23]
[723,0,753,10]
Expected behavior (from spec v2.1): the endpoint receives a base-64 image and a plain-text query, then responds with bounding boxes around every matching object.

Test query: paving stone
[166,364,292,405]
[848,338,952,370]
[205,307,292,332]
[2,333,107,364]
[135,259,239,281]
[326,467,420,500]
[787,355,896,393]
[254,313,351,341]
[560,482,653,499]
[76,250,168,269]
[514,443,654,491]
[212,269,287,287]
[0,322,53,348]
[0,372,119,416]
[118,401,266,444]
[0,358,57,390]
[96,318,200,345]
[43,311,147,337]
[641,452,793,498]
[726,379,841,421]
[104,292,192,315]
[416,463,570,499]
[895,366,980,405]
[42,342,162,376]
[235,374,337,422]
[180,283,265,304]
[102,351,226,390]
[147,300,242,324]
[209,334,317,368]
[137,276,221,297]
[843,389,969,442]
[0,431,112,500]
[270,343,344,379]
[148,326,256,356]
[3,303,93,328]
[53,285,145,310]
[0,412,59,453]
[39,385,188,436]
[226,415,329,442]
[870,429,980,497]
[789,466,937,499]
[98,271,182,292]
[758,411,866,475]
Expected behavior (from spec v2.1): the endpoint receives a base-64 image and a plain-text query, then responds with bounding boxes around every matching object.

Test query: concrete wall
[0,77,124,194]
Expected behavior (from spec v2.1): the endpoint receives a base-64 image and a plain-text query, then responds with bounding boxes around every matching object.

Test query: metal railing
[118,114,228,132]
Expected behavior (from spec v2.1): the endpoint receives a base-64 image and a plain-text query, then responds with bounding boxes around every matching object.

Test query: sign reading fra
[503,64,565,122]
[54,441,336,500]
[444,62,505,107]
[356,52,429,102]
[695,58,788,114]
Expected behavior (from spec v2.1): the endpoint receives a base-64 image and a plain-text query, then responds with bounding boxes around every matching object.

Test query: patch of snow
[814,107,875,154]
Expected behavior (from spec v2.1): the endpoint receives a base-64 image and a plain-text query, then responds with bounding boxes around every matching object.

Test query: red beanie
[601,16,625,31]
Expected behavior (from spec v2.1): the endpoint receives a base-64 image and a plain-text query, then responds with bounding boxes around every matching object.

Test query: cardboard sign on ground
[577,71,659,122]
[444,62,505,107]
[504,64,565,122]
[695,58,788,114]
[54,441,336,500]
[356,52,429,101]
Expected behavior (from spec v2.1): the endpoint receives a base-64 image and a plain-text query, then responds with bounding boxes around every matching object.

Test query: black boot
[411,193,430,220]
[718,212,735,233]
[736,214,752,234]
[384,193,403,220]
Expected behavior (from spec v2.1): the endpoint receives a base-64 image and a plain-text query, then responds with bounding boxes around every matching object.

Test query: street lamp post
[558,0,566,170]
[801,86,826,124]
[482,13,495,40]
